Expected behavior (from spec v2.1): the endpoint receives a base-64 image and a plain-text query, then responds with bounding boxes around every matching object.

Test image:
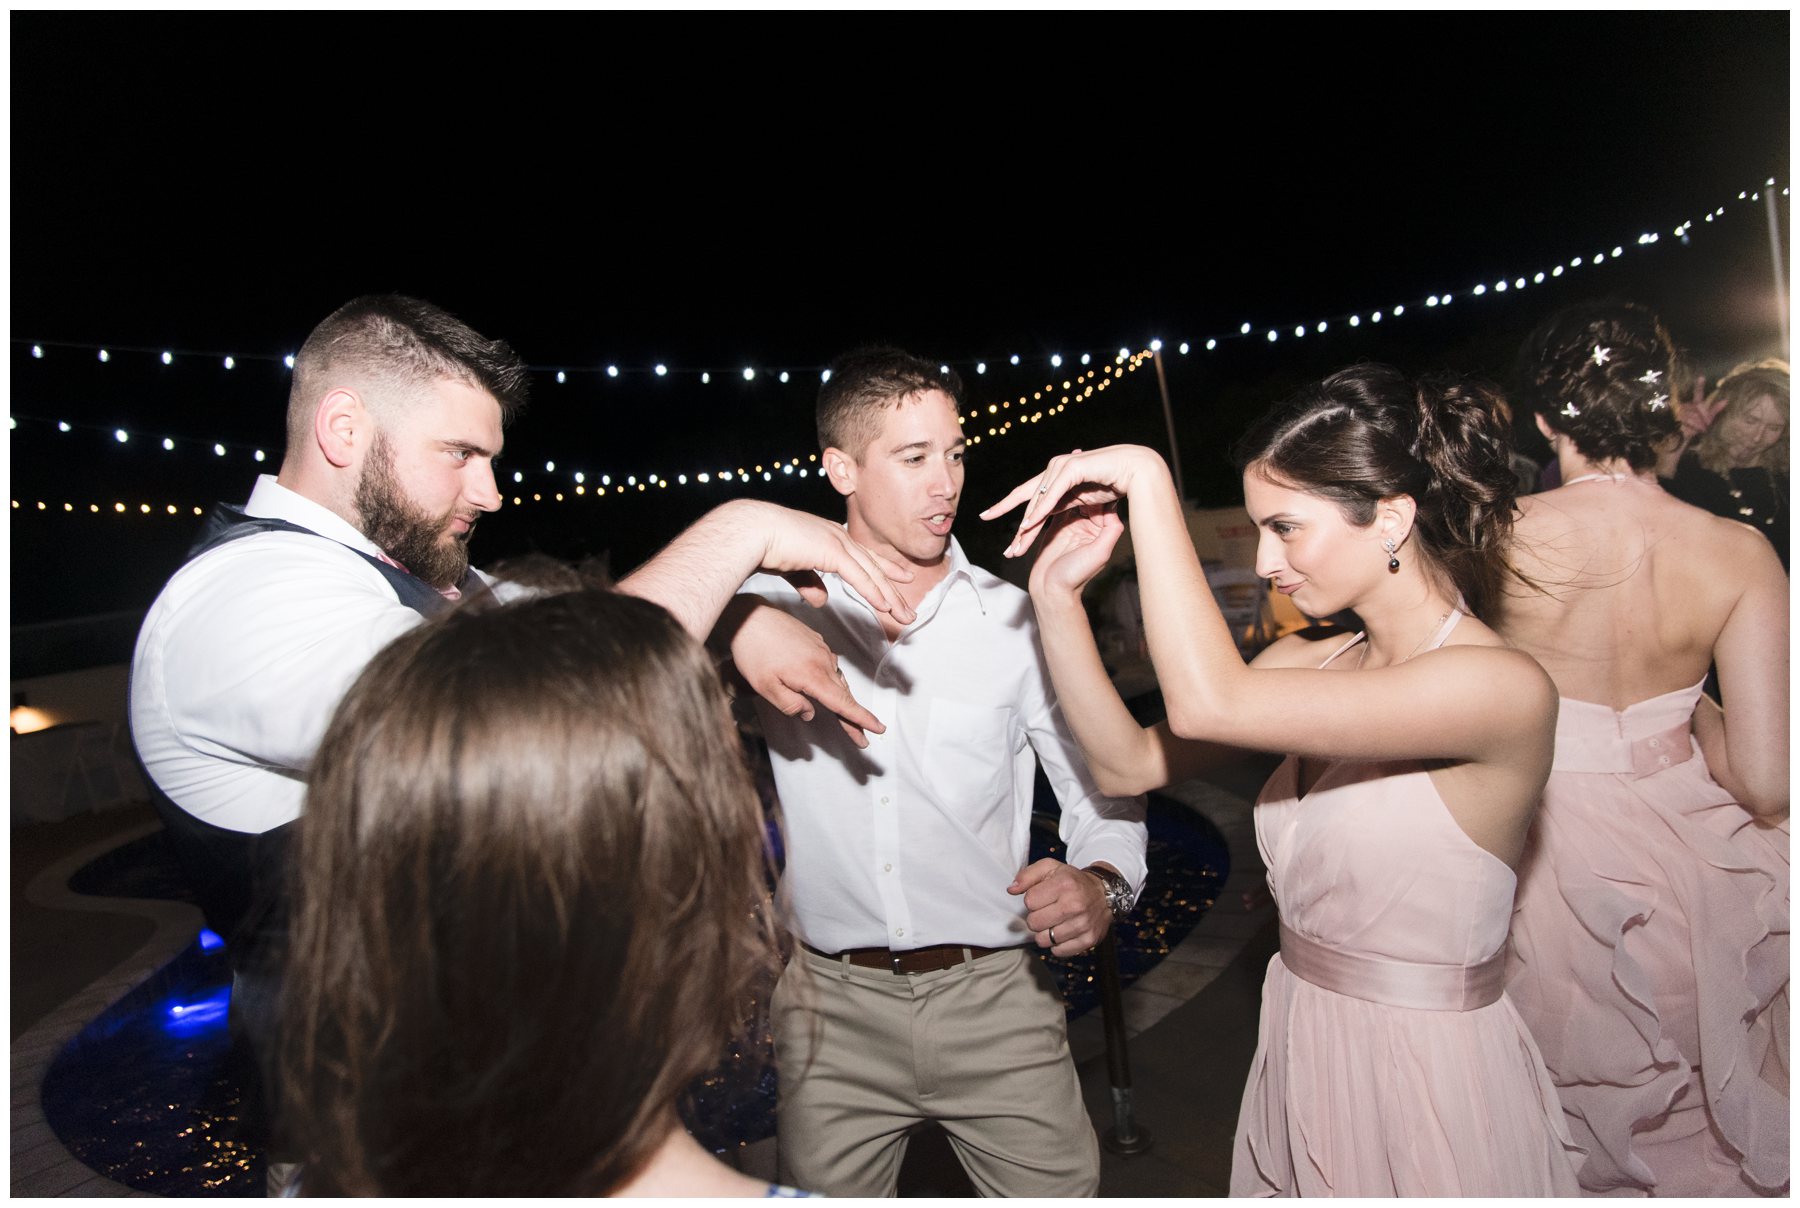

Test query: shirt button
[1648,738,1660,747]
[895,928,905,937]
[883,863,893,873]
[1659,755,1671,765]
[880,796,890,805]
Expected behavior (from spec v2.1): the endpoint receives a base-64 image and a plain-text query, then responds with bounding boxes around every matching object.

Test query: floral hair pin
[1561,401,1581,418]
[1592,345,1611,367]
[1638,369,1663,384]
[1648,393,1668,411]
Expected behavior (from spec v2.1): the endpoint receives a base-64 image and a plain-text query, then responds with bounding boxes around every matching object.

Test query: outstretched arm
[987,445,1554,767]
[618,498,915,639]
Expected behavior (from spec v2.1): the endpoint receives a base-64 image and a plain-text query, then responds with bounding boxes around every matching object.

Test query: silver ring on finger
[1048,925,1058,945]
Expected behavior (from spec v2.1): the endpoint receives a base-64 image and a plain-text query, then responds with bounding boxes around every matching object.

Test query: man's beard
[353,431,472,590]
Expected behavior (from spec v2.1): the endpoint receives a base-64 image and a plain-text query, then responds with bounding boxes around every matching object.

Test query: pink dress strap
[1279,922,1506,1011]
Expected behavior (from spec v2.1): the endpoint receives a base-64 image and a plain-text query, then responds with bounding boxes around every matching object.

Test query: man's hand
[618,498,916,640]
[718,598,883,748]
[747,501,917,623]
[1008,858,1115,957]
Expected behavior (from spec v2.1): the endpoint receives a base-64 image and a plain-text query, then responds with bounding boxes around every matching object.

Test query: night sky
[10,11,1789,627]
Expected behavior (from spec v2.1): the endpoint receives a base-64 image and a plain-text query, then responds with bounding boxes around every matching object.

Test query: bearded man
[130,296,913,1186]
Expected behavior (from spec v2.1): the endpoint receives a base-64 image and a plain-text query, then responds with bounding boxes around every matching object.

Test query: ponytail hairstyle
[1233,363,1520,620]
[1522,300,1681,471]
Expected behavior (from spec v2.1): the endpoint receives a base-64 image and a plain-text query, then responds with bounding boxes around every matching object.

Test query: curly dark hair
[1519,301,1681,471]
[1233,363,1520,620]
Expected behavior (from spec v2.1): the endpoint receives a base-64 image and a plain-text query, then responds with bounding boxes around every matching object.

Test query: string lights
[10,179,1784,518]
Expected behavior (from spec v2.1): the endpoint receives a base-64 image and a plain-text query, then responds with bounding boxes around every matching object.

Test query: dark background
[11,11,1789,627]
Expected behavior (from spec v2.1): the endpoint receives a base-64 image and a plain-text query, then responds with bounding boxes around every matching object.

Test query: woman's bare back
[1496,477,1777,709]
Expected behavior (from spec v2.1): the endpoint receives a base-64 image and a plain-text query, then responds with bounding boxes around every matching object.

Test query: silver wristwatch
[1084,864,1135,921]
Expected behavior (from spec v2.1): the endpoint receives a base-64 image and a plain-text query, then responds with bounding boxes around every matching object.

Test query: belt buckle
[890,950,905,974]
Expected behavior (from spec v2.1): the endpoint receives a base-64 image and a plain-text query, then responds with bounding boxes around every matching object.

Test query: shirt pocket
[922,698,1021,812]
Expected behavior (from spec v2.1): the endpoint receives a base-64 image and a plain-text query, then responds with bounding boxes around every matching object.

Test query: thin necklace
[1562,470,1657,487]
[1357,608,1452,670]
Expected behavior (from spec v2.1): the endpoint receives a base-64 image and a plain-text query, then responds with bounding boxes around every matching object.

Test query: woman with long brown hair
[984,364,1581,1195]
[1499,303,1788,1196]
[278,584,794,1196]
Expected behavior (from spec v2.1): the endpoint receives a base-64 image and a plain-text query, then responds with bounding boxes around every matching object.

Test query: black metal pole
[1095,931,1152,1155]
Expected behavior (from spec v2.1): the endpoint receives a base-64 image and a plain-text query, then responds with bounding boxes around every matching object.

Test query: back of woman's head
[280,586,779,1196]
[1521,300,1681,470]
[1233,363,1519,619]
[1694,359,1789,475]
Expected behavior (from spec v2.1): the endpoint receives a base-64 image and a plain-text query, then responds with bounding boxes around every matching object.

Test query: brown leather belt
[802,940,1018,974]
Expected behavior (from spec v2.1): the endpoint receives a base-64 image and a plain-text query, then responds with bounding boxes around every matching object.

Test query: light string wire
[9,179,1785,517]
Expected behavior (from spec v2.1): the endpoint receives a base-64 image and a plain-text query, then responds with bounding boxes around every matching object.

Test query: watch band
[1083,864,1135,921]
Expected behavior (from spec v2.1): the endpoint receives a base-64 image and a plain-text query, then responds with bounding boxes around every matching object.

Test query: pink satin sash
[1279,923,1505,1012]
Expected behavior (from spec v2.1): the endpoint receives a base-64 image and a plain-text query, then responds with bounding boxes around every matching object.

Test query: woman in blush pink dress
[1497,302,1788,1196]
[984,365,1582,1196]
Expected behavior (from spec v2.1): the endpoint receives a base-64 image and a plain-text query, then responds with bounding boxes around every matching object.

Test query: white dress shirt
[742,537,1147,953]
[130,475,494,834]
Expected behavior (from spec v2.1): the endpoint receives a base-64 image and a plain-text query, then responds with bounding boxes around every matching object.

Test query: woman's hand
[1028,506,1125,602]
[981,445,1167,557]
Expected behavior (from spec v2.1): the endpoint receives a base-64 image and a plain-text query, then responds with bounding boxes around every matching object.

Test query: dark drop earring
[1384,538,1400,573]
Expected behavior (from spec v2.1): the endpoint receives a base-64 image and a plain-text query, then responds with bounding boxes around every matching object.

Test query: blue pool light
[197,928,224,952]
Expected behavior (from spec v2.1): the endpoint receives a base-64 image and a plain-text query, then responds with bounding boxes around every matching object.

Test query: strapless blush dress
[1508,681,1789,1196]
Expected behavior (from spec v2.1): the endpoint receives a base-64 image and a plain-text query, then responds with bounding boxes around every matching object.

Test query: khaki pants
[772,945,1100,1197]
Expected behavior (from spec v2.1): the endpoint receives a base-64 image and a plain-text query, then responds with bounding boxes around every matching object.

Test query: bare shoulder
[1423,642,1559,717]
[1251,628,1362,669]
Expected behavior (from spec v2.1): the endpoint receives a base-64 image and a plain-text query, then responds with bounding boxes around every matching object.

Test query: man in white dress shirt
[130,296,915,1181]
[725,348,1148,1196]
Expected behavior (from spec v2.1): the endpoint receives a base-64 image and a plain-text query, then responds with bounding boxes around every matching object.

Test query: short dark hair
[817,346,963,456]
[286,295,530,452]
[1234,364,1520,620]
[279,583,782,1195]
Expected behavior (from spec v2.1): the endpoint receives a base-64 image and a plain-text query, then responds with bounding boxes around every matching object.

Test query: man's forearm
[618,500,765,639]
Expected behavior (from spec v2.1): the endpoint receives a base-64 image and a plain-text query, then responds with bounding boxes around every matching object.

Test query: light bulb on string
[31,345,43,358]
[161,352,173,365]
[114,429,128,443]
[58,421,71,432]
[98,349,110,362]
[1205,339,1216,350]
[284,355,295,369]
[1240,322,1252,335]
[224,356,235,369]
[1051,354,1062,368]
[655,364,667,376]
[779,371,790,383]
[743,368,755,381]
[556,371,566,383]
[162,438,174,450]
[606,365,619,378]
